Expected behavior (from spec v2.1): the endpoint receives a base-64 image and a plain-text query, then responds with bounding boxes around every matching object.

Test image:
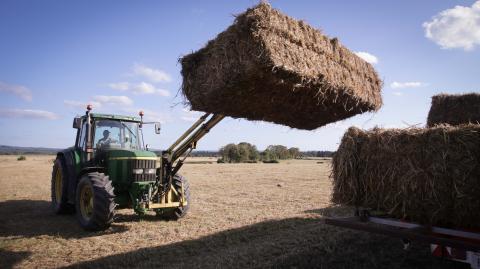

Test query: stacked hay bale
[427,93,480,127]
[332,92,480,228]
[181,3,382,130]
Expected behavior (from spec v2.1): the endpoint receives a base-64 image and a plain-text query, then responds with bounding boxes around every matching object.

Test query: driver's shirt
[98,137,113,146]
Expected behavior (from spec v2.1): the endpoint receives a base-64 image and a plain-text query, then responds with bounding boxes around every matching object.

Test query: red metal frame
[325,214,480,268]
[325,216,480,252]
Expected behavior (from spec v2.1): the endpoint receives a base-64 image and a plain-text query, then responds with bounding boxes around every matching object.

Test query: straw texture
[332,125,480,228]
[427,93,480,127]
[181,3,382,130]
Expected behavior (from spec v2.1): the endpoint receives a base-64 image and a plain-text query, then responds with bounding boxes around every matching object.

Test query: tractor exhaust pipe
[85,104,93,161]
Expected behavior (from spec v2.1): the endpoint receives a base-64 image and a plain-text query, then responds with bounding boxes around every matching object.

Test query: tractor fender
[78,167,106,179]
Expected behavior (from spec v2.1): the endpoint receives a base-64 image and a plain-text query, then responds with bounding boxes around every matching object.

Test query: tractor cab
[72,110,160,156]
[74,113,145,158]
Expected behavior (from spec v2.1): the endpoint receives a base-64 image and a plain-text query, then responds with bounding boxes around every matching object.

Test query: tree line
[217,143,331,163]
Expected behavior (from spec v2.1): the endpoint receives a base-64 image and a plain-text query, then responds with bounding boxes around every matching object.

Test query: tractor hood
[103,149,158,191]
[105,149,158,160]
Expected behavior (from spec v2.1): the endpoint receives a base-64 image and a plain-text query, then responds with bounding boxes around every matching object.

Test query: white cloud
[142,110,170,123]
[354,51,378,64]
[0,109,59,120]
[392,92,404,96]
[154,89,170,97]
[93,95,133,106]
[108,81,170,97]
[64,96,132,112]
[107,82,130,91]
[0,81,33,101]
[423,1,480,51]
[133,64,171,83]
[122,107,171,123]
[390,81,427,89]
[132,82,170,96]
[64,100,102,110]
[132,82,154,94]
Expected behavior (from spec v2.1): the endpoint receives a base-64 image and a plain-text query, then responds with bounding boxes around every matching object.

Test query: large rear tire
[51,158,74,214]
[158,175,190,219]
[75,172,115,231]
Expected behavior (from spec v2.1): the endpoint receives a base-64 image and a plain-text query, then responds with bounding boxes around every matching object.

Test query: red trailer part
[325,210,480,268]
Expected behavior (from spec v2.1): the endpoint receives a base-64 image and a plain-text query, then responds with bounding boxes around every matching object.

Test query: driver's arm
[97,138,106,148]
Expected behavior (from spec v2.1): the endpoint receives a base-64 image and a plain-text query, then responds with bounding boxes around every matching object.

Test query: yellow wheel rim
[54,168,62,202]
[79,183,94,221]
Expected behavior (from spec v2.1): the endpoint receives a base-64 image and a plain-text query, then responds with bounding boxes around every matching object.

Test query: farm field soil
[0,155,464,268]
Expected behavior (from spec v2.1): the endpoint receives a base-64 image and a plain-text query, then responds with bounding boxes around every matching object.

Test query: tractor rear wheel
[51,158,73,214]
[75,172,115,231]
[158,175,190,219]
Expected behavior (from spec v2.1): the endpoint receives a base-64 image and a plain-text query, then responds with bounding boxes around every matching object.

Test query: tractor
[51,105,224,230]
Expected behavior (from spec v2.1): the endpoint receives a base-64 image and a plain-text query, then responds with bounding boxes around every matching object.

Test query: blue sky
[1,0,479,151]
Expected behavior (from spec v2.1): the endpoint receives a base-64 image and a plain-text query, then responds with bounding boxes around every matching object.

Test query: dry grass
[0,155,463,268]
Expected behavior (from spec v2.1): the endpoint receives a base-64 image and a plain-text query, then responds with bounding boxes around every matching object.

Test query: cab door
[76,120,88,165]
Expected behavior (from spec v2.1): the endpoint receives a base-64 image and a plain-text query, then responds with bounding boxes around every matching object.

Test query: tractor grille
[131,159,156,182]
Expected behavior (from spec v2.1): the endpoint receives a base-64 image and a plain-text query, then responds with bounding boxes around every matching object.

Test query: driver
[97,130,115,148]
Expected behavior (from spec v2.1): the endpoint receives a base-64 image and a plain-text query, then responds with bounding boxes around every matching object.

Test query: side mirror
[73,117,82,129]
[154,122,161,134]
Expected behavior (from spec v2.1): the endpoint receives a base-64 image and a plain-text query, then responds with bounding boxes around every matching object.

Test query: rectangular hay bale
[332,125,480,228]
[427,93,480,127]
[180,3,382,130]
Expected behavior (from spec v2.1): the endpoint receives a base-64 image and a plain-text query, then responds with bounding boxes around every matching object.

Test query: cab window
[93,119,141,150]
[77,122,87,150]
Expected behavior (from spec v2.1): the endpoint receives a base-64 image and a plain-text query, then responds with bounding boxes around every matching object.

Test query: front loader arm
[160,113,224,184]
[170,113,224,162]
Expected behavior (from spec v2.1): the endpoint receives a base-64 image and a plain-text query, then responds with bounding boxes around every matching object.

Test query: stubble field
[0,155,464,268]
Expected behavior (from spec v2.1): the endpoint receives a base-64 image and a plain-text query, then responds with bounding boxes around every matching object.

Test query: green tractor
[52,105,224,230]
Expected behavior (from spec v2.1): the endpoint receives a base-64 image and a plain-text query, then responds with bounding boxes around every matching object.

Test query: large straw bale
[181,3,382,130]
[427,93,480,127]
[332,125,480,228]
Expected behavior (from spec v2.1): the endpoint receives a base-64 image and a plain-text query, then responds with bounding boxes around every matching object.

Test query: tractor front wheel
[75,172,115,231]
[157,175,190,219]
[51,158,73,214]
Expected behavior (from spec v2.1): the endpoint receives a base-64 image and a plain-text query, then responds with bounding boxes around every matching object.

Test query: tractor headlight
[145,168,156,174]
[132,168,143,174]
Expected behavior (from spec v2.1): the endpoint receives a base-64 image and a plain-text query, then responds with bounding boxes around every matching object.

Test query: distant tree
[288,147,301,159]
[265,145,290,159]
[260,149,273,161]
[219,142,259,163]
[316,151,335,157]
[191,150,219,157]
[261,145,291,160]
[219,143,238,163]
[263,146,276,161]
[237,143,249,162]
[219,143,325,163]
[238,142,259,161]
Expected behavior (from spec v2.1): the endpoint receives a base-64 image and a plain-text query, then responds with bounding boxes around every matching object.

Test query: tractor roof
[88,113,141,122]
